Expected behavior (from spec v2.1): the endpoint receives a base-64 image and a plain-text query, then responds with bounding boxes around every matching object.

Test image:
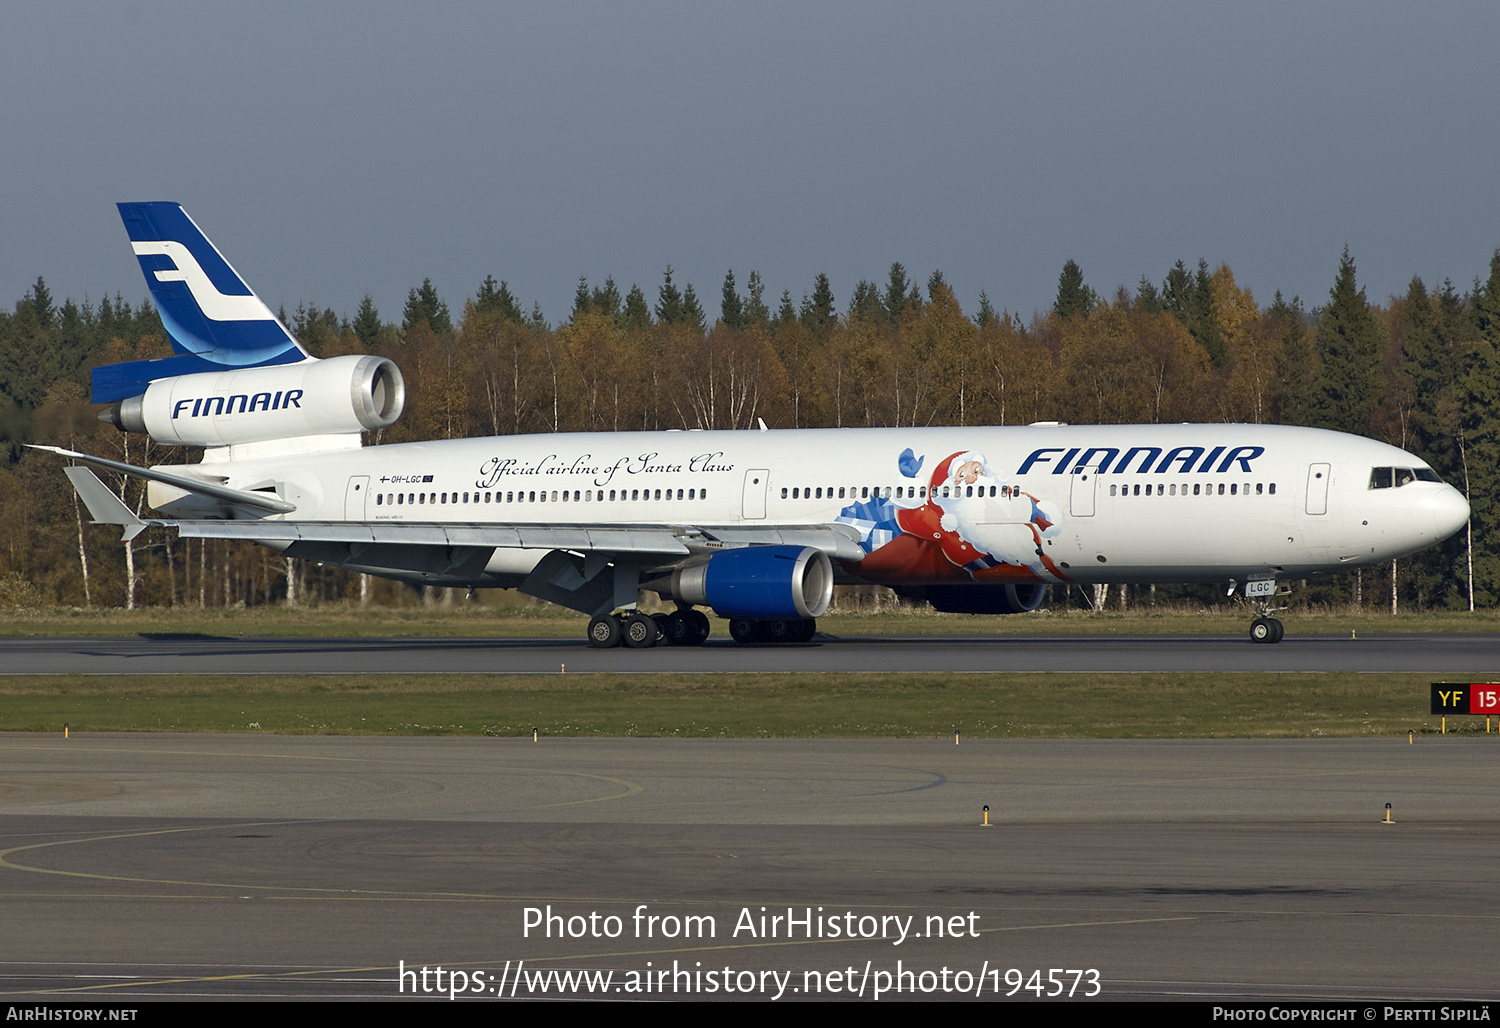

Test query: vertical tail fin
[92,203,310,403]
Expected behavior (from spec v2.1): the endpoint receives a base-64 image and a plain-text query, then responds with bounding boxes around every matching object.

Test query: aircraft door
[1070,465,1097,517]
[1305,464,1330,515]
[344,476,369,520]
[742,469,769,520]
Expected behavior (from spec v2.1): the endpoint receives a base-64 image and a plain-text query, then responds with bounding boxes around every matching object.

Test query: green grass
[3,672,1495,739]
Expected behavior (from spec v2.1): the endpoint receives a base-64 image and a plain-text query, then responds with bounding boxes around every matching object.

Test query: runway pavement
[1,631,1498,674]
[2,733,1497,1001]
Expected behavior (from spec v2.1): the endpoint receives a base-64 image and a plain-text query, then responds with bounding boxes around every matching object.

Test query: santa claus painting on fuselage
[838,448,1070,585]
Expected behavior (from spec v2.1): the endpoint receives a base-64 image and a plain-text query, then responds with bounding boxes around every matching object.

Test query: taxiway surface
[2,631,1498,674]
[2,733,1497,1001]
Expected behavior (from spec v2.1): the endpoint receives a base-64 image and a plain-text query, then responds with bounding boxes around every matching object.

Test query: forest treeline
[0,247,1497,612]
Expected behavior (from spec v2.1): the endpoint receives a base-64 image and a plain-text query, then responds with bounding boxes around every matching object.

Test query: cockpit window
[1370,466,1433,489]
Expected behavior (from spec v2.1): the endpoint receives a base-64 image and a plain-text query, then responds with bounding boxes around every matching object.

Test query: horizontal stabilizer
[32,445,296,515]
[63,466,148,541]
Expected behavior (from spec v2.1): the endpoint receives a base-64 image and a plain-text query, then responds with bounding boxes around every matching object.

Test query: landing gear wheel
[651,612,671,644]
[1249,617,1273,644]
[688,609,711,644]
[766,619,794,643]
[1268,617,1284,643]
[668,609,712,645]
[729,618,762,645]
[588,615,621,648]
[623,612,658,648]
[793,618,817,642]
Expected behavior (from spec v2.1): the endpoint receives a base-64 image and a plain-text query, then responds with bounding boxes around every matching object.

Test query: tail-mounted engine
[98,354,404,448]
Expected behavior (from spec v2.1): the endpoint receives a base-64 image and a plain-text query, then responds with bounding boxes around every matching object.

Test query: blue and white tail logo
[92,203,309,403]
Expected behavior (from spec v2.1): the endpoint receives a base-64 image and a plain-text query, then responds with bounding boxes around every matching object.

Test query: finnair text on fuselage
[1016,444,1265,476]
[171,389,304,419]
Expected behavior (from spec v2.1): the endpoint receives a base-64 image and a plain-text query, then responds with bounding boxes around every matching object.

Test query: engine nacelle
[914,583,1048,615]
[102,354,404,447]
[669,546,833,619]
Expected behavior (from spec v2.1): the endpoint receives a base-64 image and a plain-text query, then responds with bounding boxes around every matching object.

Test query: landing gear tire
[588,615,621,648]
[669,609,712,645]
[729,618,763,645]
[793,617,817,642]
[651,612,671,645]
[766,618,795,643]
[687,609,711,644]
[623,612,658,648]
[1249,617,1284,644]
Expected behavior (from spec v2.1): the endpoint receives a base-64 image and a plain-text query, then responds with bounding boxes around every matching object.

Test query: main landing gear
[587,608,711,649]
[728,617,817,645]
[586,610,820,648]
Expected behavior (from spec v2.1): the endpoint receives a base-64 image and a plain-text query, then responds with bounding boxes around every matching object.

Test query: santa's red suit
[852,451,1068,584]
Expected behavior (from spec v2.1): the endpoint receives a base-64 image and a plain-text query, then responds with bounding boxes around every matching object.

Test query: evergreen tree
[655,266,684,324]
[571,275,593,322]
[720,270,745,330]
[352,294,382,349]
[621,284,652,333]
[848,279,884,324]
[883,263,910,323]
[744,271,770,331]
[681,282,706,334]
[1474,250,1500,341]
[1312,247,1383,432]
[403,278,451,335]
[26,277,54,328]
[1136,275,1161,313]
[974,290,995,327]
[476,275,525,323]
[1459,250,1500,605]
[1269,292,1316,426]
[773,289,797,329]
[1053,259,1095,319]
[592,276,622,320]
[1161,260,1192,319]
[802,273,836,340]
[1190,259,1225,367]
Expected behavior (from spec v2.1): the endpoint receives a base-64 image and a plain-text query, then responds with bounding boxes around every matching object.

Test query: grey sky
[3,2,1497,329]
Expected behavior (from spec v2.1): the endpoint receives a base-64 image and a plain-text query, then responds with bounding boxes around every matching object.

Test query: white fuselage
[167,422,1469,589]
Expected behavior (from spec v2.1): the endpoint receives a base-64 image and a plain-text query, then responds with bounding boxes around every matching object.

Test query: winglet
[64,466,148,541]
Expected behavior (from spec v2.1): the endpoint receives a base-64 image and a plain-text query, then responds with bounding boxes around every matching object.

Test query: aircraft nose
[1427,486,1470,540]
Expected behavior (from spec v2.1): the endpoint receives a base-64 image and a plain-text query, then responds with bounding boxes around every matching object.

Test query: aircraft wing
[60,462,862,559]
[54,453,863,618]
[32,445,296,516]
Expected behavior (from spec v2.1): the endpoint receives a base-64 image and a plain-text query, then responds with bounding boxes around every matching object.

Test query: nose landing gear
[1249,616,1284,644]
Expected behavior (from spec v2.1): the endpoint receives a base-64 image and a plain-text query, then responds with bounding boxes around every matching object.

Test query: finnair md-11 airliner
[42,204,1470,648]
